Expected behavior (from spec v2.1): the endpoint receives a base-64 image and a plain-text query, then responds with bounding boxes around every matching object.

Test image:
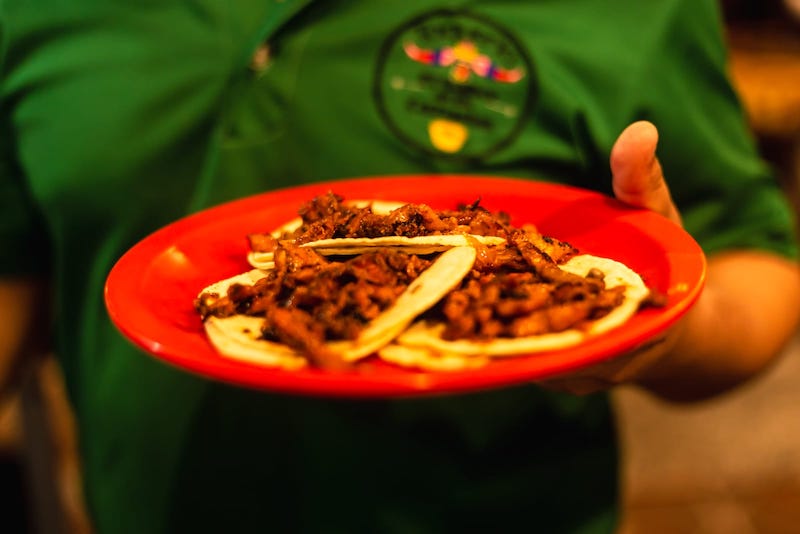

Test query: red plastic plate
[105,175,706,398]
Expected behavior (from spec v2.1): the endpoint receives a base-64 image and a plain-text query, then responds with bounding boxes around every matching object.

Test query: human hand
[541,120,800,399]
[536,121,684,395]
[610,120,682,226]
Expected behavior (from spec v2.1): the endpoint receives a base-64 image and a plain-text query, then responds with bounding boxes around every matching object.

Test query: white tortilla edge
[377,344,490,372]
[246,198,505,269]
[393,254,650,357]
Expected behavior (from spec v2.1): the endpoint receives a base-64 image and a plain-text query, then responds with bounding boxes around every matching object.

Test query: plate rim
[105,174,707,398]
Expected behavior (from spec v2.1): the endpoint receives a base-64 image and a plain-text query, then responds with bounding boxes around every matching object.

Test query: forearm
[636,250,800,401]
[0,277,50,400]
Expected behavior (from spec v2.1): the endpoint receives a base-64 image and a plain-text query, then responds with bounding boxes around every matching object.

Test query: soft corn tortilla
[248,199,405,269]
[378,344,490,372]
[198,269,307,369]
[388,254,651,363]
[200,245,478,368]
[249,235,504,270]
[247,199,506,270]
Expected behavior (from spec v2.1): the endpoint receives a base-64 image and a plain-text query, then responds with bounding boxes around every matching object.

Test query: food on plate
[246,193,505,269]
[195,192,664,372]
[380,253,654,371]
[194,242,477,370]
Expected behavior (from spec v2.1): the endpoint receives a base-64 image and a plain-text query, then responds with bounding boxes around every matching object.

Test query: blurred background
[2,1,800,533]
[616,2,800,532]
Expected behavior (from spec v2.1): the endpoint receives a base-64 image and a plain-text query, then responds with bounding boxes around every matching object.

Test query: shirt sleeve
[0,20,51,276]
[632,0,797,259]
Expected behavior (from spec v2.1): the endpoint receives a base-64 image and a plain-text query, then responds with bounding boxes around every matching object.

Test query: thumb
[610,121,682,226]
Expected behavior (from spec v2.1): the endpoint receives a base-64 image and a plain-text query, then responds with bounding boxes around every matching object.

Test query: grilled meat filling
[427,233,625,341]
[195,243,433,367]
[211,194,647,367]
[247,192,544,251]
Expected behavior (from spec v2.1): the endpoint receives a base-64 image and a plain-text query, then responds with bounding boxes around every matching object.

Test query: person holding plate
[1,1,799,533]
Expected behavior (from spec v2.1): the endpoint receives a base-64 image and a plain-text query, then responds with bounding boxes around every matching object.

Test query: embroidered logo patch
[374,9,535,159]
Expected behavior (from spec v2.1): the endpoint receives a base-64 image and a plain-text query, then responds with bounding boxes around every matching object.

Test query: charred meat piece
[246,233,278,253]
[360,203,451,237]
[439,201,514,238]
[262,306,347,370]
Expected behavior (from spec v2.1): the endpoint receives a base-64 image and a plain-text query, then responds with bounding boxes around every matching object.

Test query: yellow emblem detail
[428,119,469,153]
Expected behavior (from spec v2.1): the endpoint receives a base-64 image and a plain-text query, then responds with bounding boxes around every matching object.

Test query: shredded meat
[198,193,660,368]
[427,230,626,341]
[246,233,278,253]
[249,192,529,247]
[195,243,432,368]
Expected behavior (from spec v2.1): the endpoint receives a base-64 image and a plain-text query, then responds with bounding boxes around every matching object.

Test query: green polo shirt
[1,1,795,532]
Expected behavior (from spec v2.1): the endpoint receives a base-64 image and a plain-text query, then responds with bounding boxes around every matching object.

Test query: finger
[535,331,678,396]
[610,121,682,226]
[537,377,612,396]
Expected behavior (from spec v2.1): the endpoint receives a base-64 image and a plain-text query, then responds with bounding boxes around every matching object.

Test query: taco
[195,242,477,370]
[198,192,661,373]
[246,193,506,269]
[377,227,659,371]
